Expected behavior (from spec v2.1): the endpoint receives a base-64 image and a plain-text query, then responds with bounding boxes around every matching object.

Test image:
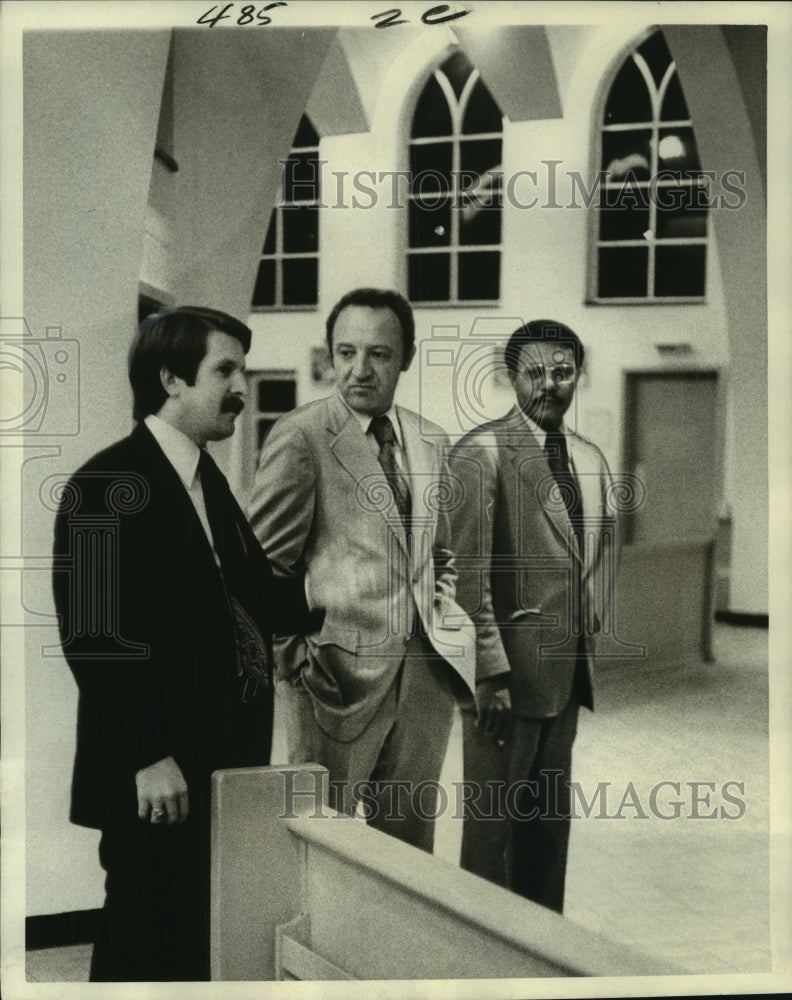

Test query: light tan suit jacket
[248,392,485,741]
[449,408,619,718]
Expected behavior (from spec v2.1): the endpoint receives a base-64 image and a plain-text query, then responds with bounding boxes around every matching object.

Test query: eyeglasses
[518,364,577,384]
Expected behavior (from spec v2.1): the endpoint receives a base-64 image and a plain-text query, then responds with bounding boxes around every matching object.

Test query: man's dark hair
[325,287,415,365]
[129,306,252,421]
[504,319,586,375]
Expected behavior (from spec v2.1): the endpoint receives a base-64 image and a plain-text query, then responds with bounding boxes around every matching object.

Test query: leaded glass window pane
[407,51,503,304]
[593,30,707,302]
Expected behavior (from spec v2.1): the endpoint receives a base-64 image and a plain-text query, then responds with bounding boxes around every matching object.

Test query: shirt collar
[337,391,403,448]
[516,408,567,450]
[144,414,202,490]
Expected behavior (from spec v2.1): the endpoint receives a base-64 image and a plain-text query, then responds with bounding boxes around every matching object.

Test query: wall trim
[26,910,101,951]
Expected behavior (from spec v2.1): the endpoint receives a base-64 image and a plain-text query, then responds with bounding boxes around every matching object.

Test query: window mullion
[594,33,707,303]
[275,208,283,307]
[451,86,463,303]
[408,52,502,306]
[252,116,320,311]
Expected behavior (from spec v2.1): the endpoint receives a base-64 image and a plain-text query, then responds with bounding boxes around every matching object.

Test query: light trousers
[277,635,456,853]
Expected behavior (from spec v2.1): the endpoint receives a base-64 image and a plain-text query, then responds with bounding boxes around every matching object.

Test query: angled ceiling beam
[452,25,562,121]
[307,32,369,137]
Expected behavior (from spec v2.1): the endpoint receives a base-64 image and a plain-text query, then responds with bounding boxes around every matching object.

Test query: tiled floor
[434,622,771,975]
[26,943,93,983]
[564,626,770,975]
[26,623,770,981]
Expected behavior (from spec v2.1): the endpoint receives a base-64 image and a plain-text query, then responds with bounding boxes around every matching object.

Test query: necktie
[198,449,270,697]
[544,432,586,651]
[369,414,412,530]
[544,431,584,557]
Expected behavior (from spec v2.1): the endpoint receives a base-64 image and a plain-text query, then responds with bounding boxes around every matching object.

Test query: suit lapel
[502,409,584,566]
[326,395,410,554]
[397,406,435,528]
[131,423,219,573]
[567,433,604,576]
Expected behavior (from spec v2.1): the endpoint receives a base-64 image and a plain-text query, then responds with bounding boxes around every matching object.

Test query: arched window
[593,30,708,301]
[252,115,320,310]
[407,50,503,305]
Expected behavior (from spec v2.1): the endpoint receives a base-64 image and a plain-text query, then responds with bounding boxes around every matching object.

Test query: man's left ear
[160,366,183,399]
[401,344,417,373]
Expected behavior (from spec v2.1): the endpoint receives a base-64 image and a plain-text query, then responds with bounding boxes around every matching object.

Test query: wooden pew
[211,764,683,981]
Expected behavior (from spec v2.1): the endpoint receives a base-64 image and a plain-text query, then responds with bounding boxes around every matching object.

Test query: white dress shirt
[519,409,578,476]
[144,414,218,561]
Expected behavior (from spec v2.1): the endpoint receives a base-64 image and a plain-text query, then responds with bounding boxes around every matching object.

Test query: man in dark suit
[52,306,305,981]
[449,320,618,913]
[247,288,494,853]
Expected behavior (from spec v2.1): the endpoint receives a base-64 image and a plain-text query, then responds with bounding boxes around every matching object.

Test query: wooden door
[623,372,720,545]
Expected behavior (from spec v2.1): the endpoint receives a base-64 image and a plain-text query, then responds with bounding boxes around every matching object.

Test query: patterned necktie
[369,414,412,530]
[198,449,270,697]
[544,431,584,557]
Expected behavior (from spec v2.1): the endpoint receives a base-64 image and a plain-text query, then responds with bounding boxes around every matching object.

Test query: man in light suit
[248,287,503,852]
[53,307,308,980]
[449,319,618,912]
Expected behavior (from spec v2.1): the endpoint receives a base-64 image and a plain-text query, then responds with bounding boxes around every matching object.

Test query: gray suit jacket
[248,392,483,741]
[449,408,619,718]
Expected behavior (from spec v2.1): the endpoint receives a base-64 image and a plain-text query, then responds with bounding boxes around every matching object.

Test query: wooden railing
[211,764,682,981]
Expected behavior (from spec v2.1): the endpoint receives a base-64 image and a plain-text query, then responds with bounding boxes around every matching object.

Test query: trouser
[90,809,210,982]
[89,688,272,981]
[460,691,580,913]
[276,635,456,853]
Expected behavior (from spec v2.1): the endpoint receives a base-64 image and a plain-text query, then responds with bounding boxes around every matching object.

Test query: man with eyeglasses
[448,319,618,913]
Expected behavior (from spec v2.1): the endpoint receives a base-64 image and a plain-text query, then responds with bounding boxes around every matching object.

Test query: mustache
[221,397,245,415]
[532,393,560,407]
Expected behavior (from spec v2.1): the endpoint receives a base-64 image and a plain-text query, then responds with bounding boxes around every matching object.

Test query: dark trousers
[88,689,273,981]
[461,690,580,913]
[90,811,210,982]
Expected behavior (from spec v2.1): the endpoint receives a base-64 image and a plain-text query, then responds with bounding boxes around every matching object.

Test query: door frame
[621,366,726,546]
[235,368,298,501]
[619,366,726,662]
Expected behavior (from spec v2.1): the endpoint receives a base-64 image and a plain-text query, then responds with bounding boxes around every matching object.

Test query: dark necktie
[544,431,584,557]
[545,431,586,652]
[369,414,412,530]
[198,449,270,697]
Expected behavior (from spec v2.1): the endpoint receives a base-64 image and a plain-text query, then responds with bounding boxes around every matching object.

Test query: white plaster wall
[247,25,732,486]
[23,29,173,915]
[665,24,767,613]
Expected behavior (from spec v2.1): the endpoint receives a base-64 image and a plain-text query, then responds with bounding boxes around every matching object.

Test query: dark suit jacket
[449,409,620,718]
[52,421,304,829]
